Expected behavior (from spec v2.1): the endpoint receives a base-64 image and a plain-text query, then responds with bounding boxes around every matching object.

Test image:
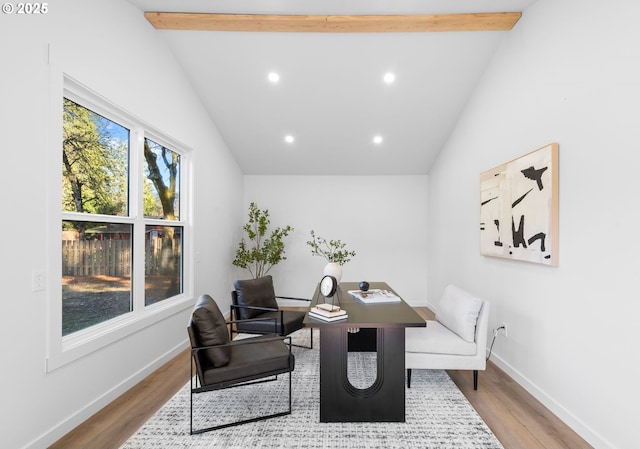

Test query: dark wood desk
[303,281,426,422]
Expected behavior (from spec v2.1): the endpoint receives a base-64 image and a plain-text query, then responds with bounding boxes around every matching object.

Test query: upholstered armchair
[188,294,295,434]
[231,275,312,348]
[405,284,490,390]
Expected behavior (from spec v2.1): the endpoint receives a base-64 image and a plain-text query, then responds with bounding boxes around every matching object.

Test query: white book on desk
[310,305,346,317]
[308,310,349,322]
[348,289,401,304]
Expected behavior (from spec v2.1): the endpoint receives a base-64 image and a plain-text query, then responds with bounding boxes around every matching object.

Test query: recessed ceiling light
[284,135,295,143]
[268,72,280,83]
[383,73,395,84]
[373,135,383,144]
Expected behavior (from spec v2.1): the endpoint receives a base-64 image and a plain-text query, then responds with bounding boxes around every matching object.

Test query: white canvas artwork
[479,143,559,266]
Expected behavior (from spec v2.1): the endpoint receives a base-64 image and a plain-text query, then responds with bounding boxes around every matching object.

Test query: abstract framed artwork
[480,143,559,266]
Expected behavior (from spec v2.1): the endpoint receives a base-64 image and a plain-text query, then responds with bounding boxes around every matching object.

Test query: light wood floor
[50,307,593,449]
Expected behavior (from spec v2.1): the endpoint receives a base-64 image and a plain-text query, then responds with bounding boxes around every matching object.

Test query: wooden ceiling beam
[144,12,522,33]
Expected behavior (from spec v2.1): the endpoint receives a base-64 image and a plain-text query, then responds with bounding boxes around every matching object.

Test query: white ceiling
[126,0,537,175]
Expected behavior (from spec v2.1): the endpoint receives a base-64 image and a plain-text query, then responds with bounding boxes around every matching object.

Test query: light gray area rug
[120,329,503,449]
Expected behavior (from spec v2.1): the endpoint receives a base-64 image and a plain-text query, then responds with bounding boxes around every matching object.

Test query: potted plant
[306,230,356,282]
[232,202,293,278]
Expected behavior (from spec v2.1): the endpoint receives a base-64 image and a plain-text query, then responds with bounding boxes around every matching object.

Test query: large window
[61,92,186,338]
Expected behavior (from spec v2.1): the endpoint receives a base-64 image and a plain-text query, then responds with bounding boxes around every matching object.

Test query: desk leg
[319,327,405,422]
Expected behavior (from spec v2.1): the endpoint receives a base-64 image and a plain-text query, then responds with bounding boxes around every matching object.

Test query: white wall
[0,2,243,448]
[243,176,429,304]
[427,1,640,448]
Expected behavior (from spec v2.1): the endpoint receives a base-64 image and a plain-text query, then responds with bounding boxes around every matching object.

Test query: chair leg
[228,306,235,340]
[288,327,313,349]
[407,368,412,388]
[190,359,196,435]
[288,360,292,412]
[473,370,478,390]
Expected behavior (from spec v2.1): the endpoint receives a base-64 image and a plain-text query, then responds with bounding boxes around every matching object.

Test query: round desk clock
[320,274,338,298]
[317,275,340,312]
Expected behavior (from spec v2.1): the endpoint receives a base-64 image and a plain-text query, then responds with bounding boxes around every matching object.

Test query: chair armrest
[276,296,311,303]
[227,313,282,338]
[229,316,278,326]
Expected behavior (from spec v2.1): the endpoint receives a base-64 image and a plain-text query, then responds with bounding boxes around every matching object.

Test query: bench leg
[473,370,478,390]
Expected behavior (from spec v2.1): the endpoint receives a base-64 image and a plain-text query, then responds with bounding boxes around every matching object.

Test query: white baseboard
[489,353,615,449]
[405,298,432,308]
[25,339,189,449]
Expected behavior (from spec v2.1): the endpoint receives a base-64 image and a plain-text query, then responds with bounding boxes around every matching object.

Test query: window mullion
[130,127,146,313]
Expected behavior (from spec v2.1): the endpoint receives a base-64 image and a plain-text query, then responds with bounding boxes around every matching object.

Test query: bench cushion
[406,321,477,356]
[436,285,483,343]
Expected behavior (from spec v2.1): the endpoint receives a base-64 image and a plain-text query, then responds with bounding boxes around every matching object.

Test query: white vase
[323,262,343,283]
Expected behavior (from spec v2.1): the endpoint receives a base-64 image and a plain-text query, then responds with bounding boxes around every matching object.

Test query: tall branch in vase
[306,230,356,265]
[233,202,293,279]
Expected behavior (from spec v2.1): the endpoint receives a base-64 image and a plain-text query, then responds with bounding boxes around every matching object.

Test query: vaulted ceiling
[126,0,537,175]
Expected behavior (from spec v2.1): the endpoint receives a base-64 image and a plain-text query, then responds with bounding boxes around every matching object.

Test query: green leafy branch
[306,230,356,266]
[233,202,293,278]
